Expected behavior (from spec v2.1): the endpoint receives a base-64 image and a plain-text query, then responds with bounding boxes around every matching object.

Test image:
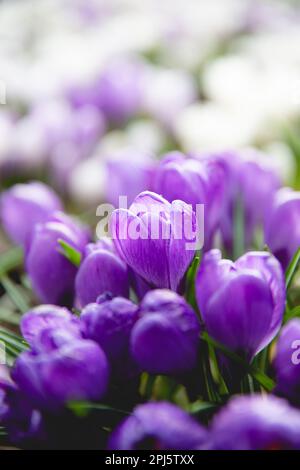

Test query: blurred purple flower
[106,151,155,207]
[265,188,300,270]
[274,318,300,403]
[0,181,62,249]
[109,402,207,450]
[217,151,280,252]
[196,249,285,360]
[21,305,82,353]
[0,366,44,446]
[154,152,225,248]
[13,339,109,412]
[26,213,90,305]
[208,395,300,450]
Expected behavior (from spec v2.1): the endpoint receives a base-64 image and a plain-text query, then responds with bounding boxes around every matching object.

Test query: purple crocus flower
[0,181,62,249]
[81,295,139,378]
[208,395,300,450]
[273,319,300,403]
[20,305,82,353]
[0,366,44,446]
[196,250,285,360]
[109,191,197,291]
[265,188,300,270]
[154,152,225,248]
[109,402,207,450]
[13,339,109,412]
[217,151,280,252]
[75,238,129,307]
[106,151,155,207]
[131,290,200,375]
[96,59,144,123]
[26,213,90,305]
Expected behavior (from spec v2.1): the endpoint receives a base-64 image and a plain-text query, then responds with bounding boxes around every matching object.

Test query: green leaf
[284,305,300,324]
[0,246,23,276]
[0,308,20,325]
[58,239,81,267]
[189,401,219,415]
[68,401,130,418]
[0,275,30,314]
[285,247,300,291]
[233,198,245,260]
[201,332,275,392]
[0,327,28,356]
[185,254,201,310]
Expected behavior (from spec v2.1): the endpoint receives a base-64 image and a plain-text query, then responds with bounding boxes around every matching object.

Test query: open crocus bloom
[109,191,198,291]
[196,249,285,360]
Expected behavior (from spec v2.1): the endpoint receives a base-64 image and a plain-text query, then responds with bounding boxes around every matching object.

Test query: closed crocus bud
[273,319,300,403]
[97,59,144,123]
[106,151,155,207]
[75,238,130,308]
[131,290,200,375]
[265,188,300,270]
[13,339,109,411]
[154,152,225,248]
[196,250,285,360]
[21,305,82,353]
[81,295,138,378]
[209,395,300,450]
[109,191,197,291]
[26,214,90,305]
[0,181,62,249]
[109,402,207,450]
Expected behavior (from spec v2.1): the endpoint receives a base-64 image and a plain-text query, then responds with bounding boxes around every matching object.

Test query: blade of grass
[285,247,300,291]
[0,275,30,314]
[189,401,219,415]
[0,308,20,325]
[284,305,300,324]
[68,401,130,418]
[233,198,245,260]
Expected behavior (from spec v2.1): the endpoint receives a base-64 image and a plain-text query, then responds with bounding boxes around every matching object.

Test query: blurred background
[0,0,300,220]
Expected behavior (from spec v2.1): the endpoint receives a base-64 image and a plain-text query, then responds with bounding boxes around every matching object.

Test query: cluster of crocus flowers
[1,144,300,451]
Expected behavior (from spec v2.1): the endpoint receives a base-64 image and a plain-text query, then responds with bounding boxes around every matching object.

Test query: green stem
[201,332,275,392]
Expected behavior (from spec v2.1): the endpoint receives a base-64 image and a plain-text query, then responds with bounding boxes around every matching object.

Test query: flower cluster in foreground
[0,145,300,450]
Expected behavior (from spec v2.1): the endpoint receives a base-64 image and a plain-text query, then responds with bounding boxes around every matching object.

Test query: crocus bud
[109,191,197,291]
[13,339,109,411]
[81,296,138,378]
[0,181,62,249]
[106,151,155,207]
[109,402,207,450]
[196,250,285,360]
[21,305,82,353]
[26,214,90,305]
[75,238,129,307]
[131,290,200,374]
[273,319,300,403]
[209,395,300,450]
[265,188,300,269]
[96,59,144,123]
[154,152,225,248]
